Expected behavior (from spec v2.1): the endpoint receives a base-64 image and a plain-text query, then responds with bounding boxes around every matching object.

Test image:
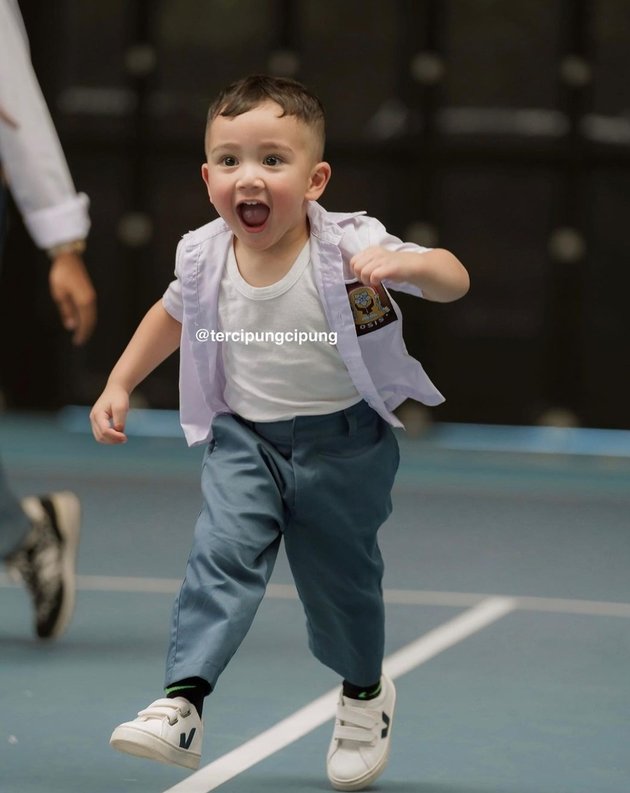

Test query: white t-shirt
[218,241,361,421]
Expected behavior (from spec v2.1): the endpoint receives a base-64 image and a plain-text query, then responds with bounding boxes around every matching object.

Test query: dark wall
[1,0,629,428]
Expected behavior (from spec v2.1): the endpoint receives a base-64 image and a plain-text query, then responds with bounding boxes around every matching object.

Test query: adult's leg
[0,183,32,557]
[0,459,31,558]
[0,185,80,639]
[0,182,34,557]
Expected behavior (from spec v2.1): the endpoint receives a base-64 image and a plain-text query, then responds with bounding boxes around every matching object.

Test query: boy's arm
[90,300,181,444]
[350,247,469,303]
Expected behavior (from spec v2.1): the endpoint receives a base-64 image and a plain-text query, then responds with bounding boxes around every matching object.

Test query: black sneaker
[5,492,80,639]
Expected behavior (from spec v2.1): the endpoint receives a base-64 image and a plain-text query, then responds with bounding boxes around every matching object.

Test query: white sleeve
[363,216,432,298]
[162,277,183,323]
[0,0,90,249]
[161,238,185,323]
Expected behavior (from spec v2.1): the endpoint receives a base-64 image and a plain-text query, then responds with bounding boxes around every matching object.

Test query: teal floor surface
[1,412,629,793]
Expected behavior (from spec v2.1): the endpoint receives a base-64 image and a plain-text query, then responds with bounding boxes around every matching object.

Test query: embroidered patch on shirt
[345,281,398,336]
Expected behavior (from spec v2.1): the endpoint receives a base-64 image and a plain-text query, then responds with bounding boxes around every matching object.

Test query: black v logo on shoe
[381,712,390,739]
[179,728,196,749]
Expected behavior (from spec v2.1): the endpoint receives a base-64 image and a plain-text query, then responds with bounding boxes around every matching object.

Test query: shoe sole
[27,491,81,639]
[328,675,396,792]
[110,725,201,770]
[328,742,391,791]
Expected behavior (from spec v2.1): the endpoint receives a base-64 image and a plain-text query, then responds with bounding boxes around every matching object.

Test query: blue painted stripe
[58,406,630,458]
[59,405,184,438]
[427,423,630,457]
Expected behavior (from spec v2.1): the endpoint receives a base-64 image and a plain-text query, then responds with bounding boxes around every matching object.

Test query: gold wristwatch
[46,239,86,259]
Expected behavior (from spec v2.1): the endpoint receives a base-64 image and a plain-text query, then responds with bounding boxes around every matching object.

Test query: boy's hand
[350,247,412,286]
[351,245,470,302]
[90,383,130,444]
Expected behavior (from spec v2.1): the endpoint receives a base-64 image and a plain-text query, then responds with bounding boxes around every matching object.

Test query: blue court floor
[1,411,629,793]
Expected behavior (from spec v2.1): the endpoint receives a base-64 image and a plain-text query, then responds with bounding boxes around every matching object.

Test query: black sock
[165,677,212,717]
[342,679,382,701]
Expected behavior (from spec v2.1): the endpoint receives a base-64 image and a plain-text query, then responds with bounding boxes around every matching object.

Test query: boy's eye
[221,156,237,166]
[263,155,282,166]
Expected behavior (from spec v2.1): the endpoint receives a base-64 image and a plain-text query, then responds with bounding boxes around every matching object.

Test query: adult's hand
[48,252,97,345]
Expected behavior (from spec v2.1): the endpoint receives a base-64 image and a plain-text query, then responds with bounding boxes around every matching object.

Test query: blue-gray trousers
[165,399,399,689]
[0,183,31,558]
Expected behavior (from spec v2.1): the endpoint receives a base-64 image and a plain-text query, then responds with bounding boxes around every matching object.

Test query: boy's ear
[306,161,332,201]
[201,163,213,202]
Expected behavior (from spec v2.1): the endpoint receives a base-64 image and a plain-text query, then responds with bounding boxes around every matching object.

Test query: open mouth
[237,201,270,230]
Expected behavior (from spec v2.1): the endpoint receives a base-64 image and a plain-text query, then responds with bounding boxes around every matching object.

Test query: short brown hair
[206,74,326,160]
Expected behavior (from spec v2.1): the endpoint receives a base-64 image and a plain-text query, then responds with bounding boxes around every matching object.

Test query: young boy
[90,74,469,791]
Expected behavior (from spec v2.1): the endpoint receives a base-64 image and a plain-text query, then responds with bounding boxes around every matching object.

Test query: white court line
[162,596,515,793]
[2,573,630,617]
[515,595,630,618]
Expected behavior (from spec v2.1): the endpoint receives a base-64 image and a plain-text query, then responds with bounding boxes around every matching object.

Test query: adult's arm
[0,0,90,249]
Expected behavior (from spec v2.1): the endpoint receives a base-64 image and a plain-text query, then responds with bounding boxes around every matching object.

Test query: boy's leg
[283,403,399,791]
[284,407,398,685]
[165,414,289,689]
[111,413,290,769]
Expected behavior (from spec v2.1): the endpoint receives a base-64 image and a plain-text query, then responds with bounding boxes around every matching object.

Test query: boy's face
[202,101,330,256]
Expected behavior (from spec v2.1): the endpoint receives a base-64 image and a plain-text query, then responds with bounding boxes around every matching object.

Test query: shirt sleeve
[162,277,183,323]
[161,238,185,322]
[0,0,90,249]
[361,215,432,298]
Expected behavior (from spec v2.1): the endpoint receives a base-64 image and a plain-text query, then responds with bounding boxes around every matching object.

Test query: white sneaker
[326,675,396,791]
[110,697,202,770]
